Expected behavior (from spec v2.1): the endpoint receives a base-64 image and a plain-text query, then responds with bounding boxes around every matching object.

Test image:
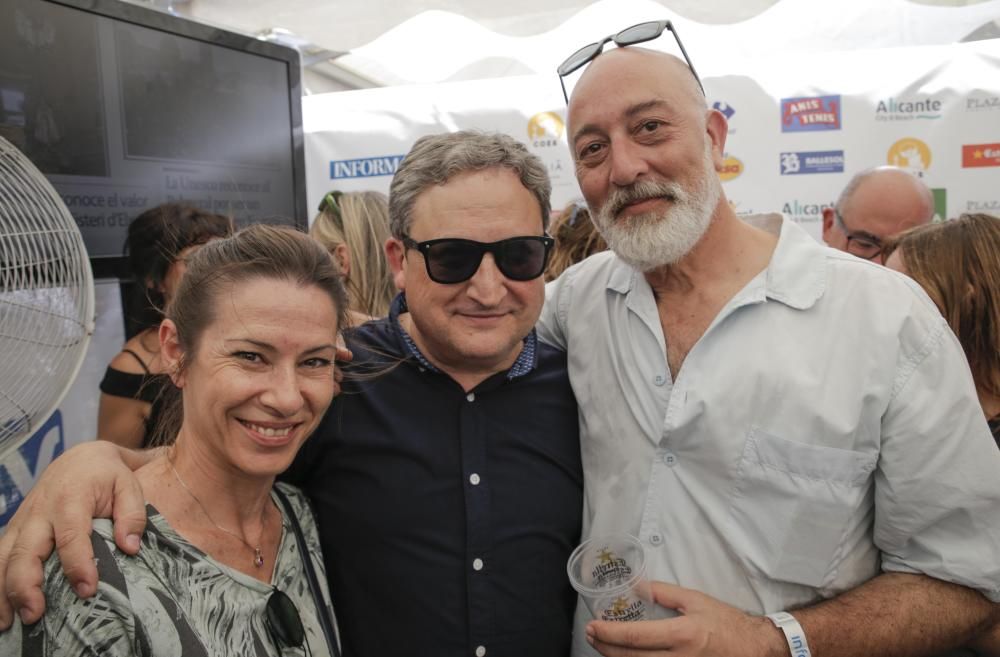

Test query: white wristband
[766,611,812,657]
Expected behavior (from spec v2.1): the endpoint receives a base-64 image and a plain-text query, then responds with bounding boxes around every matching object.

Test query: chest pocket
[727,428,878,588]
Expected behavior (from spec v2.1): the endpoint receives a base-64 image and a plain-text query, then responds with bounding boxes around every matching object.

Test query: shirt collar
[604,213,827,311]
[388,293,539,380]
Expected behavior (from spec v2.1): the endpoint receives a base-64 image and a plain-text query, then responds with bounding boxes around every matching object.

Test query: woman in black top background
[97,202,232,448]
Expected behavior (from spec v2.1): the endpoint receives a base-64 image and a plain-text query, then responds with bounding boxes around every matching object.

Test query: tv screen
[0,0,306,267]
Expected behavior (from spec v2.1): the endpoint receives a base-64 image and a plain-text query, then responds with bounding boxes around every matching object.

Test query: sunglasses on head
[401,235,554,284]
[266,588,307,652]
[556,20,704,104]
[317,191,344,222]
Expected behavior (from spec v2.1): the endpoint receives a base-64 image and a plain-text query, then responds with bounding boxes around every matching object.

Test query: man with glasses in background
[0,131,584,657]
[542,20,1000,657]
[822,166,936,263]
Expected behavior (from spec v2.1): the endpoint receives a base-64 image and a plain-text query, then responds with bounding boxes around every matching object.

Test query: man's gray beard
[594,148,721,272]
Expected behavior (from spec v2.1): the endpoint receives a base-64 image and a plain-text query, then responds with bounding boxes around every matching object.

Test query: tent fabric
[171,0,1000,88]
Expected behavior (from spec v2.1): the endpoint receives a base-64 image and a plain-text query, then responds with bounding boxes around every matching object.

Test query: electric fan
[0,135,95,460]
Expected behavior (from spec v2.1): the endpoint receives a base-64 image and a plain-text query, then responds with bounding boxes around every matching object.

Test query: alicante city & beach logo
[874,96,943,121]
[887,138,932,175]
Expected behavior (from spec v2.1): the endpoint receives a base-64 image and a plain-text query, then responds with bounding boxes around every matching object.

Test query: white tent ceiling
[148,0,1000,92]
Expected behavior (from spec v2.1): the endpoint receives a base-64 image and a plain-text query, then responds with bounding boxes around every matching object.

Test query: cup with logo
[567,533,653,622]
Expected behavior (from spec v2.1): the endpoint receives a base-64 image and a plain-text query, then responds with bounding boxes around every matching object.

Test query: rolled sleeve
[875,314,1000,602]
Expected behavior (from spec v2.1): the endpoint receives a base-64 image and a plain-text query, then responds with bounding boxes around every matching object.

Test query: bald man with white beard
[538,43,1000,657]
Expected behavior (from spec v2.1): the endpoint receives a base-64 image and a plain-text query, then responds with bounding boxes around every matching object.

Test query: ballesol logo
[527,112,565,148]
[875,97,942,121]
[719,155,743,181]
[887,138,932,174]
[967,97,1000,112]
[961,143,1000,168]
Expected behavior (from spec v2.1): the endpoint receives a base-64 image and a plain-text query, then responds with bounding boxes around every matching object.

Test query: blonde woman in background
[884,213,1000,447]
[544,201,607,282]
[310,190,396,324]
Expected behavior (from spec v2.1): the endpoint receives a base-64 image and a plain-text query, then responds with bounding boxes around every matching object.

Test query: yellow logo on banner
[527,112,564,147]
[719,155,743,181]
[887,138,932,173]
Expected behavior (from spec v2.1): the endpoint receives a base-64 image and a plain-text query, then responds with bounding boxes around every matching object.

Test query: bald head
[822,166,935,263]
[568,48,707,135]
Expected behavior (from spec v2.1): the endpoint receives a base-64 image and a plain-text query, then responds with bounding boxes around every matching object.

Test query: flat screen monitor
[0,0,307,277]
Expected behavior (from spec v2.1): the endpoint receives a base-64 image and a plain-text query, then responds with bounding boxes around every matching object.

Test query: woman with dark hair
[884,213,1000,447]
[0,224,347,656]
[97,203,232,448]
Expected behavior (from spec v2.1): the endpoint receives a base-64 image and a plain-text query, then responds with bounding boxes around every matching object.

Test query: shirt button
[663,452,677,466]
[473,558,484,571]
[650,533,663,546]
[654,374,666,386]
[469,473,481,486]
[466,392,476,402]
[475,646,486,657]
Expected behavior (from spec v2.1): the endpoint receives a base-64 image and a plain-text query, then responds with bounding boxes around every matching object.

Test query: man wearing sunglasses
[0,132,583,657]
[540,24,1000,657]
[821,166,935,264]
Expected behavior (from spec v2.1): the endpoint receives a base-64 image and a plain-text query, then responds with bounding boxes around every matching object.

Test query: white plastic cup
[567,533,652,622]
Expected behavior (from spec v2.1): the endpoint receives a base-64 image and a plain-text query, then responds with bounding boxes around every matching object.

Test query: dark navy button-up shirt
[283,294,582,657]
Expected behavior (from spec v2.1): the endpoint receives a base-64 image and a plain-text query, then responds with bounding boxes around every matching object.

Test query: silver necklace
[168,458,266,568]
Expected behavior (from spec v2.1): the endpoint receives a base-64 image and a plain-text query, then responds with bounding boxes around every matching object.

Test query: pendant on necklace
[253,547,264,568]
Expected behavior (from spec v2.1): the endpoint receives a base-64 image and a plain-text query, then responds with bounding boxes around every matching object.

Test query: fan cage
[0,136,95,459]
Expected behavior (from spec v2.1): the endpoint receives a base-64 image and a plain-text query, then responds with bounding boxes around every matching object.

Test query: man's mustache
[604,181,685,219]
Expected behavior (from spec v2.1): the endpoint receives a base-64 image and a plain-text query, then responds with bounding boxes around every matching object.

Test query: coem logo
[330,155,405,179]
[527,112,565,148]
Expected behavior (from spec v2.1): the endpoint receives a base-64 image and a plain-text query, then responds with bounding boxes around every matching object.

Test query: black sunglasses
[266,588,307,652]
[401,235,554,284]
[557,20,704,104]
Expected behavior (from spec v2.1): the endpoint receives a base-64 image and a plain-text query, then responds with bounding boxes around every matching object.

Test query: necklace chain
[168,458,266,568]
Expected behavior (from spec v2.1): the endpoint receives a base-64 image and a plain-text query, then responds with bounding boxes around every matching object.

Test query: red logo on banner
[962,143,1000,168]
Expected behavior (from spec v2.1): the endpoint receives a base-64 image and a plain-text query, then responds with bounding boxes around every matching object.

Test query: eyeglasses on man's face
[834,209,884,261]
[556,19,704,104]
[400,235,554,285]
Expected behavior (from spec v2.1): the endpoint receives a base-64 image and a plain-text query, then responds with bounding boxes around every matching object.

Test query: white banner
[304,38,1000,241]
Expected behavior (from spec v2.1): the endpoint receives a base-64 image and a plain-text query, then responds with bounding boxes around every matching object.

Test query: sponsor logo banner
[932,188,947,222]
[780,150,845,175]
[329,155,405,179]
[887,137,932,174]
[961,143,1000,168]
[781,199,834,223]
[713,101,737,133]
[719,154,743,181]
[967,96,1000,112]
[875,97,943,121]
[527,111,565,148]
[781,95,841,132]
[966,199,1000,212]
